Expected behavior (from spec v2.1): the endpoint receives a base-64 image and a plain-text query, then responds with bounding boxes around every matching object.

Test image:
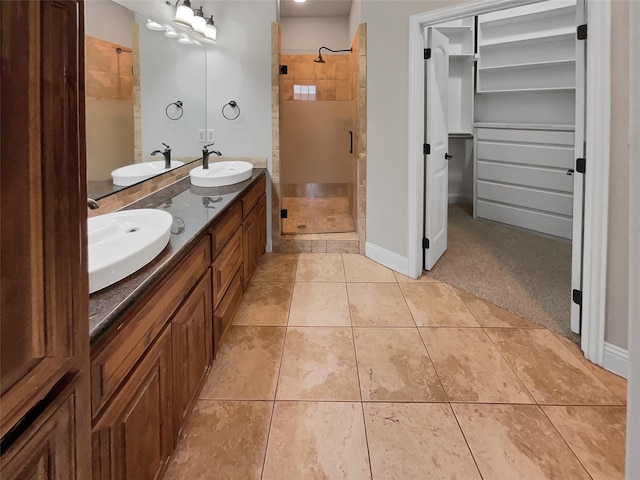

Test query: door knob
[445,153,453,160]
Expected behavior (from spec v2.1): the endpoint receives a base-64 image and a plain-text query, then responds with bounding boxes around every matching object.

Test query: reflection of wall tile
[294,61,315,81]
[85,35,133,100]
[281,79,294,101]
[315,57,335,80]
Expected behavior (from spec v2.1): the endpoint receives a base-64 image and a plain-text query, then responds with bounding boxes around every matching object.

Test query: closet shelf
[476,86,576,93]
[450,54,475,60]
[478,3,576,29]
[478,59,576,72]
[473,122,576,131]
[478,32,575,50]
[478,27,576,47]
[434,26,473,34]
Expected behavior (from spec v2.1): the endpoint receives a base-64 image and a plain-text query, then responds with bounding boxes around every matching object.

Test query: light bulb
[191,6,206,34]
[174,0,194,26]
[205,16,217,41]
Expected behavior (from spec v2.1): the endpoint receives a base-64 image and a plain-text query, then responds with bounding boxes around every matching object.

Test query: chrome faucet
[151,142,172,169]
[87,197,99,209]
[202,143,222,169]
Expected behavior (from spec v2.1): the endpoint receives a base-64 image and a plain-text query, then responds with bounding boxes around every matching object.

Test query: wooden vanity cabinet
[171,270,212,436]
[92,328,173,480]
[91,237,212,480]
[243,179,267,286]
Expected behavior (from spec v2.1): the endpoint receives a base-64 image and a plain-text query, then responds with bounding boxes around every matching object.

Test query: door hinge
[422,237,430,249]
[280,65,288,75]
[423,143,430,155]
[572,289,583,306]
[576,158,586,174]
[577,24,587,40]
[424,48,431,60]
[280,209,288,219]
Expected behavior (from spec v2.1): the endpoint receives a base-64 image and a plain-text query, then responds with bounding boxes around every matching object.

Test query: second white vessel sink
[111,160,185,186]
[88,209,173,293]
[189,161,253,187]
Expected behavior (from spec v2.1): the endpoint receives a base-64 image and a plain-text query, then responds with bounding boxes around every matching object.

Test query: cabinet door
[0,378,82,480]
[92,329,173,480]
[243,194,266,287]
[172,270,212,436]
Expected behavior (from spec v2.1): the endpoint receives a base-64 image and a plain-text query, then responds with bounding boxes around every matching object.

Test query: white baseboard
[365,242,409,277]
[603,342,628,379]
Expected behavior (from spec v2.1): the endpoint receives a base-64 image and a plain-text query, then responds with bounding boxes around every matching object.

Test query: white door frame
[407,0,611,365]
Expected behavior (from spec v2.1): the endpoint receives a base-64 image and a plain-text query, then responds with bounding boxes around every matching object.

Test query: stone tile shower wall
[271,23,367,254]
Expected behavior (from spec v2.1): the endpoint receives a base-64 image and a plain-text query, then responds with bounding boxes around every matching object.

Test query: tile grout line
[258,255,298,480]
[343,253,375,480]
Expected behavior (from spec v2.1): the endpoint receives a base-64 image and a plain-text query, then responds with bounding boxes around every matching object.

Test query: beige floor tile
[295,253,346,282]
[288,282,351,326]
[419,327,534,403]
[251,253,298,283]
[200,326,285,400]
[364,403,481,480]
[343,254,396,282]
[456,288,544,328]
[262,402,371,480]
[543,406,626,480]
[400,282,479,327]
[485,328,622,405]
[555,332,628,404]
[347,283,415,327]
[453,404,590,480]
[163,400,272,480]
[354,328,446,402]
[277,327,360,401]
[393,271,439,282]
[233,282,293,326]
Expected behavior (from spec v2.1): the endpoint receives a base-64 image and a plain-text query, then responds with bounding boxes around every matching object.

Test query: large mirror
[85,0,207,200]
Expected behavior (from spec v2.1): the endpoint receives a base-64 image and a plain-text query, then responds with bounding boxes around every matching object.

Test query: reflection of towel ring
[165,100,183,120]
[222,100,240,120]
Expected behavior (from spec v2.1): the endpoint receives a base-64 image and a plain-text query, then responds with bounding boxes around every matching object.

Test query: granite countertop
[89,169,266,345]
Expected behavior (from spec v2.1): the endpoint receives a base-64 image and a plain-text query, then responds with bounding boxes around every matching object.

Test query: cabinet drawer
[211,201,242,257]
[213,269,244,355]
[91,235,211,418]
[212,227,243,307]
[241,176,265,219]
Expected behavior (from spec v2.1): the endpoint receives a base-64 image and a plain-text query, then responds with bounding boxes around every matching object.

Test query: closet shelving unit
[472,0,578,239]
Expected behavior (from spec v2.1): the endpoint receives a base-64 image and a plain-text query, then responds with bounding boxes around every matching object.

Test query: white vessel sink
[88,209,173,293]
[189,161,253,187]
[111,160,185,186]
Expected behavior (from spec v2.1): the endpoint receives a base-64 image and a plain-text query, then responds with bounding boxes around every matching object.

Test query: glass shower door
[280,99,356,234]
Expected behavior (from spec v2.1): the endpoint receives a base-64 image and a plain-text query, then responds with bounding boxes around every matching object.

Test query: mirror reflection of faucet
[150,142,172,169]
[202,143,222,169]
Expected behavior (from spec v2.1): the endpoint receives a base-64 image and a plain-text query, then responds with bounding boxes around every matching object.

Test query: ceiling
[279,0,353,18]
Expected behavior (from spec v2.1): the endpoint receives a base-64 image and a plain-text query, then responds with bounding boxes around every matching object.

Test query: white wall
[203,0,275,160]
[281,16,350,54]
[605,0,630,350]
[349,0,362,45]
[86,0,133,47]
[626,1,639,477]
[361,0,469,256]
[139,17,207,158]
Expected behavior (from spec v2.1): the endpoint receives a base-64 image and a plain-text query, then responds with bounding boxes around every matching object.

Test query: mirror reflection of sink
[189,161,253,187]
[111,160,185,186]
[88,209,173,293]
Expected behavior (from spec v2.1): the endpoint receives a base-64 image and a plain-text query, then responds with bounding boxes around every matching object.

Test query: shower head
[314,46,352,63]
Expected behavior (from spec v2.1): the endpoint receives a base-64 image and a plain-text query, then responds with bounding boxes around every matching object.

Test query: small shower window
[293,84,316,101]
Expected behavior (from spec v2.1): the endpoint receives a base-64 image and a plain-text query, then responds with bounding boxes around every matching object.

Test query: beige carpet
[429,204,578,342]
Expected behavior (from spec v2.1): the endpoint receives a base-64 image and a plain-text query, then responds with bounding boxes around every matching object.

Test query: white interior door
[571,0,586,334]
[424,27,449,270]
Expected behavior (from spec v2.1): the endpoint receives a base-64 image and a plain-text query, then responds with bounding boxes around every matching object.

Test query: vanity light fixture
[146,20,165,31]
[191,6,206,34]
[205,16,217,41]
[174,0,194,25]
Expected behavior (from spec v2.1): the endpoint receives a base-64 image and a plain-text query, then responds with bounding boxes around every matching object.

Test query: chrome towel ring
[222,100,240,120]
[165,100,183,120]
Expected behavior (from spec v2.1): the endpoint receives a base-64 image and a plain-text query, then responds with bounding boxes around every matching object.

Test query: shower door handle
[349,131,353,154]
